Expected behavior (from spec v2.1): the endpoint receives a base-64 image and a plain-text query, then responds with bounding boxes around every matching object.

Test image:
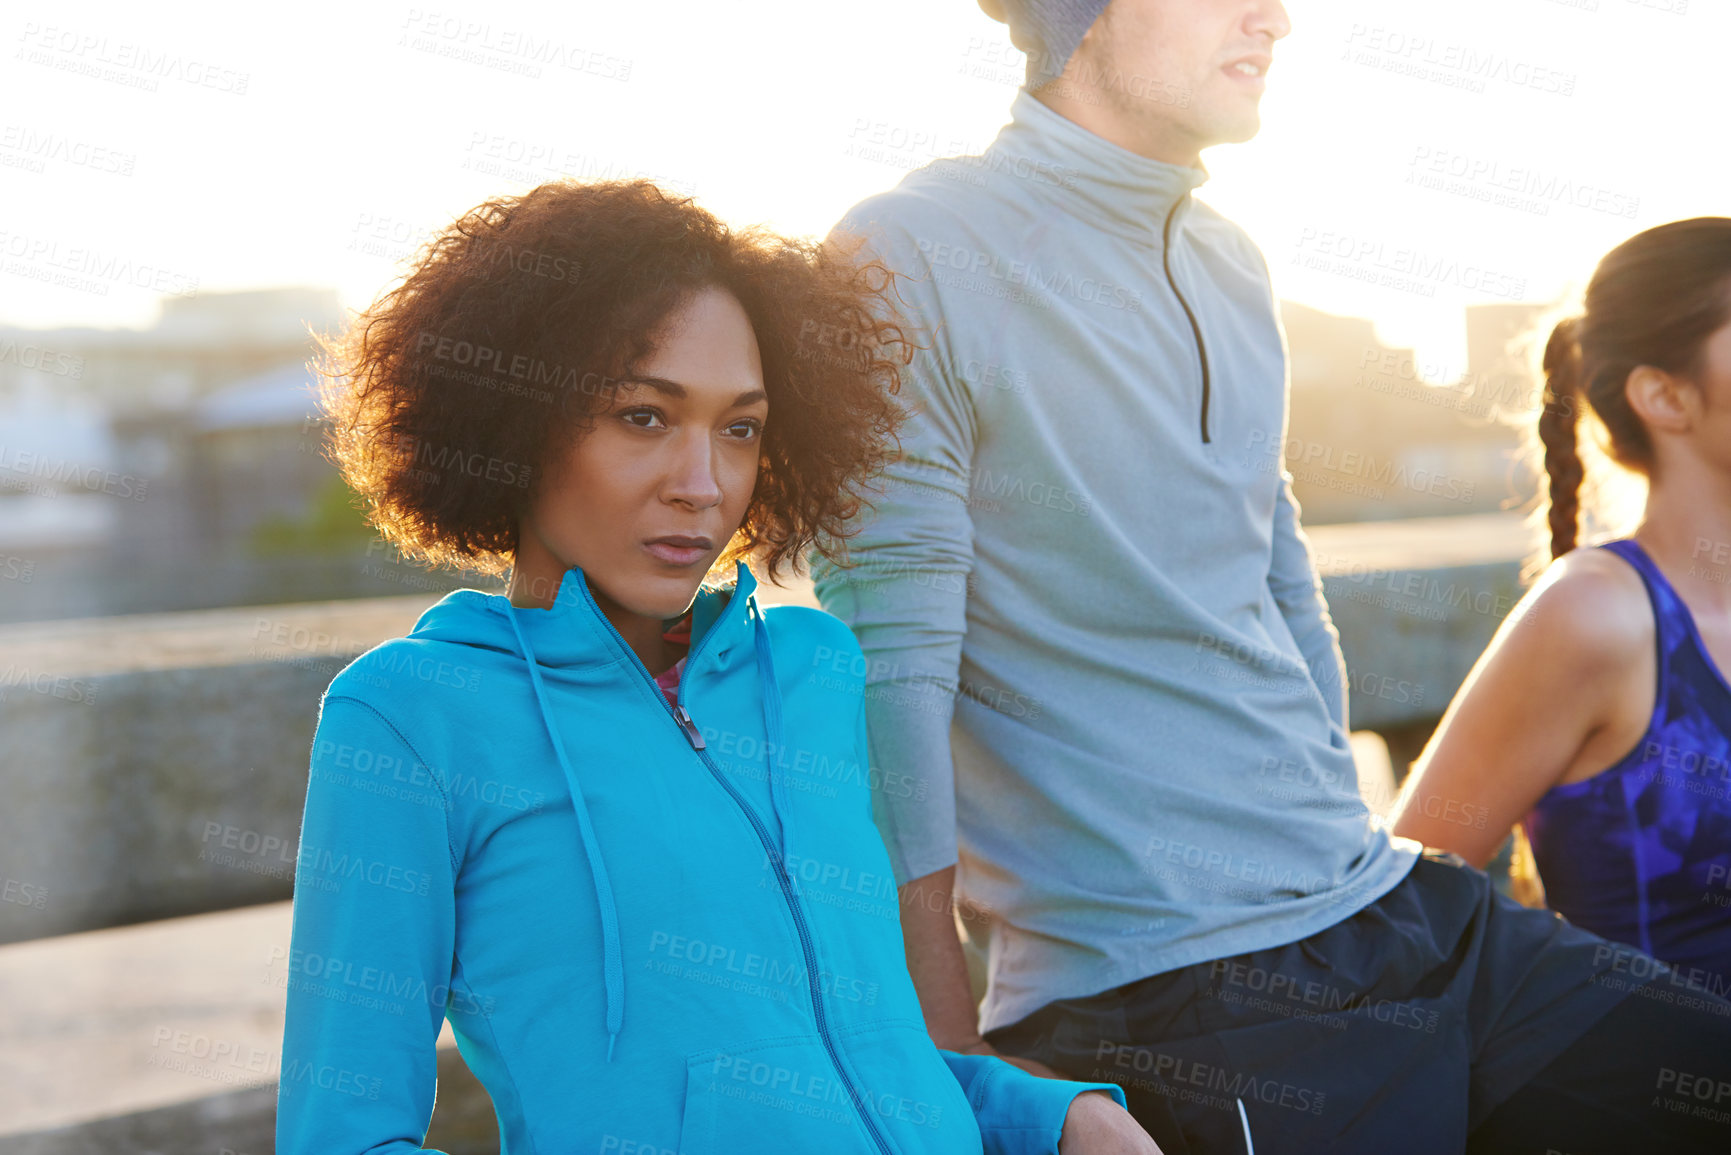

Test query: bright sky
[1,0,1724,378]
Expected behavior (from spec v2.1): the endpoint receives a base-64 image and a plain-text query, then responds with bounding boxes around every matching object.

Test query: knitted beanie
[988,0,1112,86]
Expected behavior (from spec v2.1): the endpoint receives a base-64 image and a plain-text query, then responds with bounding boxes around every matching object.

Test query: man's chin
[1200,108,1264,149]
[1148,99,1264,157]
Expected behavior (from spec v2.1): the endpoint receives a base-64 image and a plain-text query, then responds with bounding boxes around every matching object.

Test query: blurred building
[0,289,474,623]
[1280,300,1547,525]
[0,288,1555,623]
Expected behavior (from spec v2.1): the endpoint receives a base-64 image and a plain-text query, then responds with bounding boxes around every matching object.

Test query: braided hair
[1537,219,1731,562]
[1538,318,1584,559]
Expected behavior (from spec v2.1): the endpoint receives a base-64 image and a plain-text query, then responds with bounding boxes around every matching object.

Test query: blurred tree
[248,477,374,556]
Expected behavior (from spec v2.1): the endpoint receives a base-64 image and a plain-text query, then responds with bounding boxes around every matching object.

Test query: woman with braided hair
[1394,217,1731,990]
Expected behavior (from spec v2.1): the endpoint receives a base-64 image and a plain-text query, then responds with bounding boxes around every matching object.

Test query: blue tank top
[1524,539,1731,990]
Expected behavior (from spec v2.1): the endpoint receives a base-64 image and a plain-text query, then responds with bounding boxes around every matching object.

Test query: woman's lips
[644,539,711,566]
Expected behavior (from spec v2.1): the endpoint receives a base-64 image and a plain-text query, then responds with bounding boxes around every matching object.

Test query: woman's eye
[725,417,763,440]
[618,406,665,429]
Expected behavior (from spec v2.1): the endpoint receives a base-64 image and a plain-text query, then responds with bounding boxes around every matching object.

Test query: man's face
[1067,0,1291,154]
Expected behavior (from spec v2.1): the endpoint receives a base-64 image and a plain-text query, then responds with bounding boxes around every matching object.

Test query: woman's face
[1643,312,1731,473]
[520,285,767,625]
[1683,315,1731,477]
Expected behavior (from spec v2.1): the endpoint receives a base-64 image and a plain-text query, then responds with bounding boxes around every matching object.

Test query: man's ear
[1624,364,1697,436]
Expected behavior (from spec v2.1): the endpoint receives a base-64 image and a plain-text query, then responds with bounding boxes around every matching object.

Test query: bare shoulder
[1514,546,1654,670]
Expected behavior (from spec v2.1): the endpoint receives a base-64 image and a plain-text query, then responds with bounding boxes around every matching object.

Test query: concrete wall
[0,512,1537,944]
[1314,512,1532,735]
[0,598,430,945]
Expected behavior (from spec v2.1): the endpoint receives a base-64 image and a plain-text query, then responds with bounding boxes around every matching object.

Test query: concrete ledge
[1,654,379,945]
[1313,513,1532,733]
[0,1049,496,1155]
[0,1084,279,1155]
[0,901,496,1152]
[0,516,1526,942]
[0,594,437,678]
[0,596,465,942]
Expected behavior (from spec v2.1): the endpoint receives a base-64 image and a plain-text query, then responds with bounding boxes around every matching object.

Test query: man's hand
[1060,1090,1163,1154]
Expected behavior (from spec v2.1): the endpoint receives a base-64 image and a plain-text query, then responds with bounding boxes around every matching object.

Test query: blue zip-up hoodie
[275,560,1123,1153]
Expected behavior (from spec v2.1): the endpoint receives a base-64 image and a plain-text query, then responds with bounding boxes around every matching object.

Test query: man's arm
[1256,247,1349,733]
[899,865,1056,1077]
[814,214,974,887]
[835,660,1139,1148]
[898,866,984,1048]
[1268,473,1349,732]
[814,210,1015,1056]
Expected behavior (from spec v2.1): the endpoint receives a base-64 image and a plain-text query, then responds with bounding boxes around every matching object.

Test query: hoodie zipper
[1161,193,1212,443]
[574,581,898,1155]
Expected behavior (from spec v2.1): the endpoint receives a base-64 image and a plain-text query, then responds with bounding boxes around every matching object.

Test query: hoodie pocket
[678,1022,981,1155]
[679,1034,882,1155]
[828,1018,980,1151]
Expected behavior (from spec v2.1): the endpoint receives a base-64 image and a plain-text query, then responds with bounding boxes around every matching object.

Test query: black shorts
[985,851,1731,1154]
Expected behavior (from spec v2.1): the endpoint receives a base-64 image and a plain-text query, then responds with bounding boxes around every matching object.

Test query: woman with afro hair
[274,179,1152,1155]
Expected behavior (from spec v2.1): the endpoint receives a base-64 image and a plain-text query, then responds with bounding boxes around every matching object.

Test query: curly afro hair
[318,179,911,578]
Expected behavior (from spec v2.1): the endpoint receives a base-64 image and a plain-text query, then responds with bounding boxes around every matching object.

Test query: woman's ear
[1624,364,1698,437]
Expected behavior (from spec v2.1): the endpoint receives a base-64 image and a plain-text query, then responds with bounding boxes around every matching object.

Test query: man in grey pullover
[816,1,1731,1152]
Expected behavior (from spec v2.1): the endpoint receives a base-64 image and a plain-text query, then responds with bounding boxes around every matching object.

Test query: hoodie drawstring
[750,601,795,853]
[506,605,627,1062]
[505,585,791,1064]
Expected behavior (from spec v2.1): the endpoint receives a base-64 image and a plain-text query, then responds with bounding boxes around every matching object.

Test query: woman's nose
[662,434,724,509]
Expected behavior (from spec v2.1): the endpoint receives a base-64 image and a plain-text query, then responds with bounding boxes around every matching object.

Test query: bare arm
[899,865,1059,1078]
[1390,548,1652,866]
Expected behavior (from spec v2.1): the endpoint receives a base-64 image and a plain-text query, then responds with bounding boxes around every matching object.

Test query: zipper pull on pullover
[674,704,705,749]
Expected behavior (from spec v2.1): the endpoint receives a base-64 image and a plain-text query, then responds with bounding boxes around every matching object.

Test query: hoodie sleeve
[812,207,974,887]
[275,694,458,1155]
[940,1049,1129,1155]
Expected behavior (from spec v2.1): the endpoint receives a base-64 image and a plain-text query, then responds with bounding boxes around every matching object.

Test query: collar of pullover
[986,87,1211,244]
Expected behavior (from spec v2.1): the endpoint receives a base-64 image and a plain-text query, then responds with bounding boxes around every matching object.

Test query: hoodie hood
[408,558,757,673]
[403,558,783,1062]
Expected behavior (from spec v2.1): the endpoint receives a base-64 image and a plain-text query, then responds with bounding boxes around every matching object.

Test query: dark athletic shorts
[985,851,1731,1154]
